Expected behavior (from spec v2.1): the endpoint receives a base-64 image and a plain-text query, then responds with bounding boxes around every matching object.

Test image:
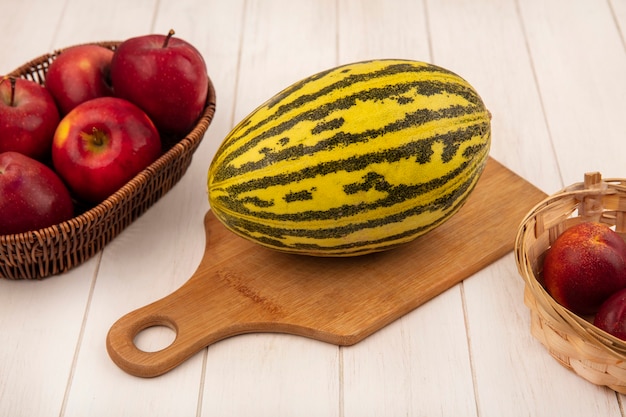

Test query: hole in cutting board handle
[134,324,177,352]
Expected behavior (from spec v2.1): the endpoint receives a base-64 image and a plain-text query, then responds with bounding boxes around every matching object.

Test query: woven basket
[0,41,217,280]
[515,172,626,393]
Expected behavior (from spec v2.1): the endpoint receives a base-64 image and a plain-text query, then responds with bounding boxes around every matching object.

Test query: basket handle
[580,171,606,223]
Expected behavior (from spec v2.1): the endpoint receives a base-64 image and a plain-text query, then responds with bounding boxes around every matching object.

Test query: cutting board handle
[106,300,200,377]
[105,283,260,378]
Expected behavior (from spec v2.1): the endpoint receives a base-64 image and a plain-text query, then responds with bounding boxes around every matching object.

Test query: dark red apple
[0,151,73,235]
[51,97,161,204]
[594,288,626,340]
[110,29,208,138]
[0,76,60,161]
[45,44,114,115]
[543,222,626,315]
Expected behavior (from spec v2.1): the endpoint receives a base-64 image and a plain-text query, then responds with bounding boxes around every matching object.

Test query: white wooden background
[1,0,626,416]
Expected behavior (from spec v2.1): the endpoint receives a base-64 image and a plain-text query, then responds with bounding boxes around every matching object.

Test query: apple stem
[91,127,105,146]
[1,76,17,107]
[81,127,108,148]
[163,29,175,48]
[9,77,15,107]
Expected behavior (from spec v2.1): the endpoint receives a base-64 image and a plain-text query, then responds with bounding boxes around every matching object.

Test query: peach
[543,222,626,315]
[594,288,626,340]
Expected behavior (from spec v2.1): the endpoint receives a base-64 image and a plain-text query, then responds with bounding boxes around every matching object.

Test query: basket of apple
[0,30,216,280]
[516,172,626,393]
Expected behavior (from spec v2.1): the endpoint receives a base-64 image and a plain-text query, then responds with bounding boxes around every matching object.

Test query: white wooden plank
[202,334,339,417]
[50,0,159,48]
[518,0,626,185]
[233,0,339,121]
[426,0,562,194]
[338,0,430,63]
[464,254,622,416]
[0,262,98,417]
[0,0,66,72]
[342,286,478,417]
[611,0,626,38]
[198,1,342,416]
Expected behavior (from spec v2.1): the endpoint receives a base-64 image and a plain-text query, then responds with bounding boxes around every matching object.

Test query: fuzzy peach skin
[594,287,626,340]
[543,222,626,316]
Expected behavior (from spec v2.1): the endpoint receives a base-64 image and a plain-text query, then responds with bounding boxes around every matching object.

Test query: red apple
[594,288,626,340]
[0,76,60,161]
[51,97,161,204]
[110,29,208,138]
[543,222,626,315]
[45,44,114,115]
[0,151,73,235]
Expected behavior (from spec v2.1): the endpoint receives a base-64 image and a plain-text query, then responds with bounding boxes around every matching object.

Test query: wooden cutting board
[106,157,546,377]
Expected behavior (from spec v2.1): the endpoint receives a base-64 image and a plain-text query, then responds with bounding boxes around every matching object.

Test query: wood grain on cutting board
[106,157,546,377]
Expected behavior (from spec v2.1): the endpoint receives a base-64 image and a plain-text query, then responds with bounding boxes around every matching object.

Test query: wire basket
[515,172,626,393]
[0,41,217,280]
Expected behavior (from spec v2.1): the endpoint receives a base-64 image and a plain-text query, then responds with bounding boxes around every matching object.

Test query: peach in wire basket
[0,41,217,280]
[515,171,626,393]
